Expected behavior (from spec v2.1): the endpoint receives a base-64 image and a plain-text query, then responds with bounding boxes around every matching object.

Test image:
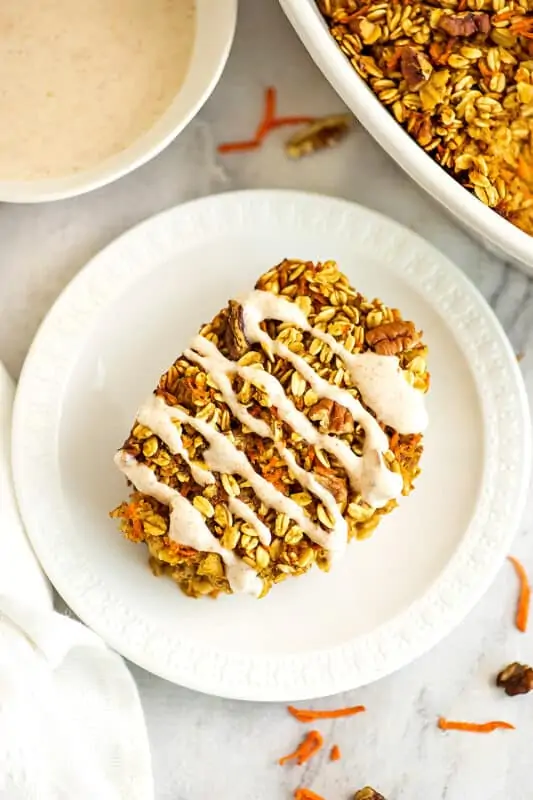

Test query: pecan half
[401,46,433,91]
[315,470,348,508]
[225,301,249,360]
[285,114,351,159]
[438,11,490,37]
[173,378,196,410]
[354,788,387,800]
[309,398,354,434]
[497,662,533,696]
[366,320,419,356]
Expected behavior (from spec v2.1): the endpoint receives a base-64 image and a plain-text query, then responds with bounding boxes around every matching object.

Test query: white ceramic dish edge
[279,0,533,274]
[0,0,237,203]
[11,190,531,700]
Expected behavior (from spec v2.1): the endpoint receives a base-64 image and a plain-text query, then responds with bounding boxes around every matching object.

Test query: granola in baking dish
[111,259,429,598]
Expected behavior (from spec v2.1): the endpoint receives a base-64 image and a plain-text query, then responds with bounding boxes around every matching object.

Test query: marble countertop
[1,1,533,798]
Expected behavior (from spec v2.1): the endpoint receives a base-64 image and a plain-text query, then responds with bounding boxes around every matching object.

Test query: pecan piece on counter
[496,662,533,696]
[285,114,351,159]
[366,320,420,356]
[438,11,490,37]
[225,300,249,360]
[401,46,433,91]
[308,398,355,434]
[354,788,387,800]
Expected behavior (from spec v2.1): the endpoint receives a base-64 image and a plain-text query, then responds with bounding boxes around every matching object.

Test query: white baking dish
[0,0,237,203]
[279,0,533,273]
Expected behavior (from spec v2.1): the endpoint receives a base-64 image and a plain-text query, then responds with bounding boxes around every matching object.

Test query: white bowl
[0,0,237,204]
[279,0,533,274]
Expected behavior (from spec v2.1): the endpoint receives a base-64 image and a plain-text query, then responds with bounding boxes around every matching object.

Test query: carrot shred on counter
[288,705,366,723]
[268,115,316,129]
[217,140,261,154]
[294,790,327,800]
[217,87,276,153]
[438,718,515,733]
[508,556,531,632]
[330,744,341,762]
[254,86,277,139]
[217,87,318,154]
[279,730,324,766]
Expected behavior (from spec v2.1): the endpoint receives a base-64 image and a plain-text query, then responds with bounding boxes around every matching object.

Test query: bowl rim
[279,0,533,271]
[0,0,238,203]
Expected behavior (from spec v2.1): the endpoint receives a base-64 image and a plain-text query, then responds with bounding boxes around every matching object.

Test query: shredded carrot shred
[385,49,402,71]
[511,17,533,38]
[174,544,197,557]
[268,116,316,129]
[338,5,370,24]
[218,87,319,154]
[517,157,532,182]
[330,744,341,762]
[428,42,442,62]
[218,86,277,153]
[479,61,492,79]
[279,730,324,766]
[124,501,140,520]
[492,9,514,22]
[436,38,455,66]
[217,140,260,154]
[508,556,530,632]
[389,432,400,451]
[294,790,326,800]
[438,718,515,733]
[255,86,277,139]
[288,705,366,723]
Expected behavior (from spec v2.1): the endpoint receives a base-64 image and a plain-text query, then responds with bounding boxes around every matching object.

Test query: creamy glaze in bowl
[279,0,533,274]
[0,0,237,203]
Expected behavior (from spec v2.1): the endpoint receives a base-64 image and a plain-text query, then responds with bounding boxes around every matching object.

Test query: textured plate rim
[12,189,531,700]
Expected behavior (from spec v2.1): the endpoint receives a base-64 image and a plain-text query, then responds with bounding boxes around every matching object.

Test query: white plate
[12,190,530,701]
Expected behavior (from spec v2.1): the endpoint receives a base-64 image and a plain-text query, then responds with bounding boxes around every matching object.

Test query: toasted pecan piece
[438,11,490,37]
[309,398,355,434]
[401,46,433,91]
[225,300,249,360]
[366,320,420,355]
[497,662,533,696]
[354,788,387,800]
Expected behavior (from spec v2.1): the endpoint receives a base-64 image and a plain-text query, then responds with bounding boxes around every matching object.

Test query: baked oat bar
[111,259,429,599]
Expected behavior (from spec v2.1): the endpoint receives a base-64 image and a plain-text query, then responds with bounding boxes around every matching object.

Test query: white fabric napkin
[0,363,154,800]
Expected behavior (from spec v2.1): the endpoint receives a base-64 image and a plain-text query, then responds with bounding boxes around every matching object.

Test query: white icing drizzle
[136,398,214,487]
[227,497,271,547]
[186,334,400,508]
[114,451,262,597]
[134,394,343,552]
[312,338,427,434]
[115,285,428,595]
[241,290,428,434]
